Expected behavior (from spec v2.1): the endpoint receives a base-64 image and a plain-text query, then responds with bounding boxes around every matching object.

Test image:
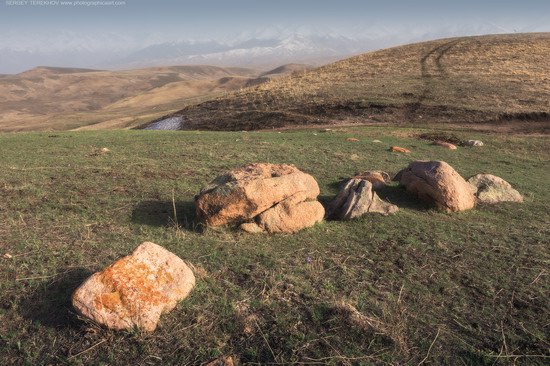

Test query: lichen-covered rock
[353,170,391,189]
[394,161,475,212]
[196,163,324,233]
[467,174,523,204]
[72,242,195,332]
[327,179,398,220]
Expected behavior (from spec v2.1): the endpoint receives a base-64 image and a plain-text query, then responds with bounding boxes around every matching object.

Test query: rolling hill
[161,33,550,132]
[0,65,262,131]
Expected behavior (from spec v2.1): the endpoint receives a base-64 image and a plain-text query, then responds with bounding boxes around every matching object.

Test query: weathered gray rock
[467,174,523,204]
[72,242,195,332]
[327,178,398,220]
[394,161,476,212]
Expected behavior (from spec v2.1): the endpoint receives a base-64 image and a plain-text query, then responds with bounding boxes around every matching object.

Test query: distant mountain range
[1,23,548,74]
[103,34,372,69]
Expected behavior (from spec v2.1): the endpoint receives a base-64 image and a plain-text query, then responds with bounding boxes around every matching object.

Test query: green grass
[0,127,549,365]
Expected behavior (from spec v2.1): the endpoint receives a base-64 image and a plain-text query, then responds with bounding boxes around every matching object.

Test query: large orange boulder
[196,163,324,233]
[394,161,475,212]
[72,242,195,332]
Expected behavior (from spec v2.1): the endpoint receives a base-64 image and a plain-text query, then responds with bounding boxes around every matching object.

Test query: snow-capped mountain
[2,22,548,74]
[104,33,372,69]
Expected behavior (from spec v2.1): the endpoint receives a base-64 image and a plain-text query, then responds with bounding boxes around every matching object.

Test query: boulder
[467,174,523,204]
[327,178,399,220]
[394,161,475,212]
[464,140,484,147]
[432,141,457,150]
[390,146,411,153]
[242,199,324,234]
[196,163,324,233]
[72,242,195,332]
[353,170,391,189]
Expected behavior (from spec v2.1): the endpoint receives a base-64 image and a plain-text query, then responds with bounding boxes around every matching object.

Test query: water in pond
[144,116,183,130]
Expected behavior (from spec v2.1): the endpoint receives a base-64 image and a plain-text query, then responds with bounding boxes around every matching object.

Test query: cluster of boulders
[195,163,325,234]
[393,161,523,211]
[71,160,523,333]
[195,161,523,228]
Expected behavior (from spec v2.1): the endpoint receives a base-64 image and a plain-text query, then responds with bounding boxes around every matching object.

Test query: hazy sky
[2,0,549,46]
[1,0,549,73]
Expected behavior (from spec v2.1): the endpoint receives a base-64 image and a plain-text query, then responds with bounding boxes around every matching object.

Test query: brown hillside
[167,33,550,132]
[0,65,261,131]
[260,63,315,77]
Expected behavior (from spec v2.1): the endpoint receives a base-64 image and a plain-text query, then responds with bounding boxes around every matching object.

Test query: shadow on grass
[19,267,93,328]
[376,185,432,211]
[131,200,202,232]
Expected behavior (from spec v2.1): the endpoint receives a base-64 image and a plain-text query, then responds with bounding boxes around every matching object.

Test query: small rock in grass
[464,140,484,147]
[89,147,111,156]
[72,242,195,332]
[432,141,457,150]
[205,356,236,366]
[390,146,411,153]
[372,139,383,143]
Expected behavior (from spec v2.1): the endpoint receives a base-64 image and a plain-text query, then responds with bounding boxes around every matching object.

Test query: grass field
[1,127,548,365]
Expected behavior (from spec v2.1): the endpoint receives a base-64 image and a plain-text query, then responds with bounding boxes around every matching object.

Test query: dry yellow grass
[170,33,550,132]
[0,65,261,131]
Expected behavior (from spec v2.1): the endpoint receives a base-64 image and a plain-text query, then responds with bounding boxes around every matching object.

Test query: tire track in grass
[407,40,461,121]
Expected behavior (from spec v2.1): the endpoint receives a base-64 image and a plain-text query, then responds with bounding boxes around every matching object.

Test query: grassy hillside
[167,33,550,132]
[1,127,548,364]
[0,65,261,132]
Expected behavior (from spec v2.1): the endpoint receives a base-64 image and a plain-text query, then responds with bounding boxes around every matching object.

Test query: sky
[1,0,549,72]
